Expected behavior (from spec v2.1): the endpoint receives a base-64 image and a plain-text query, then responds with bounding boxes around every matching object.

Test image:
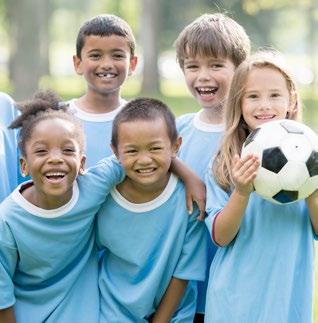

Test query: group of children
[0,10,317,323]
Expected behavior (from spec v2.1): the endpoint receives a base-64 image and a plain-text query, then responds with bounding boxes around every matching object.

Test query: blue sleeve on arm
[173,210,208,282]
[0,219,18,309]
[204,166,230,246]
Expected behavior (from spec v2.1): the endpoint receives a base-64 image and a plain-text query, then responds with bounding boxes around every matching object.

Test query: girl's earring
[79,168,85,175]
[21,172,28,178]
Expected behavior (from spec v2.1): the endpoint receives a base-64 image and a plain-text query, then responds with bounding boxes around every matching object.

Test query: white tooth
[138,169,153,173]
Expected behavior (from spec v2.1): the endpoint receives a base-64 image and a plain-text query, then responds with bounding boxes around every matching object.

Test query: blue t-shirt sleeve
[204,167,230,245]
[173,209,208,282]
[0,218,17,309]
[78,155,125,195]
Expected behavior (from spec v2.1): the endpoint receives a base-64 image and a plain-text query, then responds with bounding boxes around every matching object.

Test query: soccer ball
[241,119,318,204]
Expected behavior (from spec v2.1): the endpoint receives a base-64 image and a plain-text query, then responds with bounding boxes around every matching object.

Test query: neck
[21,184,72,210]
[117,174,170,203]
[200,106,224,124]
[77,91,122,114]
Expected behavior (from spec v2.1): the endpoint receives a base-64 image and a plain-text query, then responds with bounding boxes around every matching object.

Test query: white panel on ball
[279,162,309,191]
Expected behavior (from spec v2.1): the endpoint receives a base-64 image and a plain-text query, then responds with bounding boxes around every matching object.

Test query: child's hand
[232,154,259,196]
[185,177,206,221]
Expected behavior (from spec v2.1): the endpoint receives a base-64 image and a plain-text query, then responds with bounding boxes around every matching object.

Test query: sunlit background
[0,0,317,320]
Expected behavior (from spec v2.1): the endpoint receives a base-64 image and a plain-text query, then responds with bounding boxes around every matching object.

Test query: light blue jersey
[204,170,317,323]
[0,124,14,201]
[97,174,208,323]
[0,157,124,323]
[0,93,20,199]
[69,99,127,167]
[0,92,19,127]
[177,111,224,314]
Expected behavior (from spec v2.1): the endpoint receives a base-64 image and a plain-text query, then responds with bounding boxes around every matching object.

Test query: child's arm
[213,154,259,246]
[151,278,187,323]
[170,158,206,220]
[0,307,15,323]
[305,190,318,235]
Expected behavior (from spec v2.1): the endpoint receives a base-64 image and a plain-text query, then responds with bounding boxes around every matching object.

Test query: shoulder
[0,92,14,104]
[0,193,20,219]
[177,113,196,124]
[0,92,19,126]
[176,113,196,132]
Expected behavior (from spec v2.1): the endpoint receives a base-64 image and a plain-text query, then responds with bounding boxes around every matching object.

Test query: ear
[73,55,83,75]
[110,144,120,161]
[171,136,182,158]
[20,157,29,177]
[78,155,86,175]
[128,56,138,76]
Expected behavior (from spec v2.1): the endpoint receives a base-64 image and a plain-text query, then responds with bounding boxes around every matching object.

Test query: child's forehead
[184,52,230,62]
[83,34,131,50]
[118,118,170,139]
[34,118,75,134]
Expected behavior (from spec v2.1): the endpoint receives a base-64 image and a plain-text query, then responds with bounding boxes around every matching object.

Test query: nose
[101,56,113,70]
[48,150,64,164]
[137,152,152,165]
[259,98,270,110]
[198,68,212,82]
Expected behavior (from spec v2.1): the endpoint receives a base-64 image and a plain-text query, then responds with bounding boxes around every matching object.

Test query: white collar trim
[68,98,127,122]
[12,181,79,218]
[193,110,225,132]
[110,174,178,212]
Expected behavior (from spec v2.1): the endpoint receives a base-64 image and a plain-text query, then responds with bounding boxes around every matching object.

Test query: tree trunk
[140,0,161,95]
[6,0,51,100]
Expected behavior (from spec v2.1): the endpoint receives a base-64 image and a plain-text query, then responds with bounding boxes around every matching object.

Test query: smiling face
[112,117,181,201]
[183,54,235,110]
[241,66,291,130]
[73,34,137,97]
[20,118,86,209]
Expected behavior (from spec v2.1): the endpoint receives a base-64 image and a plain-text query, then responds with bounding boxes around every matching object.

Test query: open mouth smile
[255,114,276,120]
[196,87,218,96]
[45,171,66,183]
[96,72,117,79]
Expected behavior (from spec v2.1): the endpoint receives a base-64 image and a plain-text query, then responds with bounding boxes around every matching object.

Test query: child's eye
[113,53,126,59]
[35,149,47,155]
[150,146,162,151]
[63,148,76,154]
[89,53,101,60]
[185,64,198,70]
[211,64,224,69]
[271,92,281,98]
[247,94,258,99]
[125,149,137,155]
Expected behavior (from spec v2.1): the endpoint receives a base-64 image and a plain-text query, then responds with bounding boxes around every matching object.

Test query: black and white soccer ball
[241,119,318,204]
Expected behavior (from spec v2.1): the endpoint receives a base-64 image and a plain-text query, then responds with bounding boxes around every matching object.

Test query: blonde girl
[204,51,318,323]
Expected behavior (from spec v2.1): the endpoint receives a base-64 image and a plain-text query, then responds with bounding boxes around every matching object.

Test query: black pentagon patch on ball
[262,147,287,173]
[306,150,318,176]
[273,190,299,204]
[244,128,260,147]
[280,120,304,134]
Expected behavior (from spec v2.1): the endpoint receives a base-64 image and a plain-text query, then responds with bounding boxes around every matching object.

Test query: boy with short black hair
[71,14,137,167]
[97,97,207,322]
[174,13,251,322]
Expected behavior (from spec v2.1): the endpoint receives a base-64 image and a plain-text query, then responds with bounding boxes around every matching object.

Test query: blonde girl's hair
[213,50,301,192]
